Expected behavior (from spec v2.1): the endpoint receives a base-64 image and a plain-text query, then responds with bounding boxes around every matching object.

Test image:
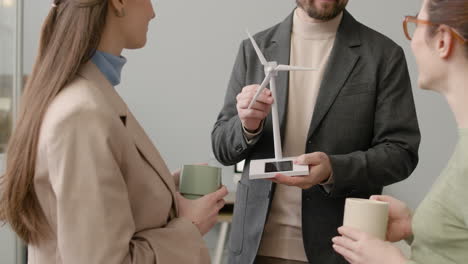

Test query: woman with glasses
[0,0,227,263]
[331,0,468,263]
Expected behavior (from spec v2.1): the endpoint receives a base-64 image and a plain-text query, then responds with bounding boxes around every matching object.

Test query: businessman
[212,1,420,263]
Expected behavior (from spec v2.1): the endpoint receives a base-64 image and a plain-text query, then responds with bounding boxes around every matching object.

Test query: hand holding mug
[177,186,228,235]
[370,195,413,242]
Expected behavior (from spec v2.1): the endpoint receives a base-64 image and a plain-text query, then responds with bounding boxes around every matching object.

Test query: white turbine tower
[246,30,317,179]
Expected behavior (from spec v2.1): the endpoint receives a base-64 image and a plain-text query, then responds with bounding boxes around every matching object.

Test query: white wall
[1,1,20,263]
[21,0,456,209]
[0,6,15,76]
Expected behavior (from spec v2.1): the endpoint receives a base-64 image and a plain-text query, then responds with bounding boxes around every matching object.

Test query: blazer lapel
[78,62,179,213]
[77,62,128,118]
[265,12,294,139]
[125,112,179,213]
[307,10,361,140]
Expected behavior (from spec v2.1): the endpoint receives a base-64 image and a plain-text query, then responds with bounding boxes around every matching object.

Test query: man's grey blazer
[212,10,420,264]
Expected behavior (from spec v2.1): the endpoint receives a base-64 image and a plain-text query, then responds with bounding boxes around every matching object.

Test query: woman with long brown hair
[331,0,468,263]
[0,0,227,263]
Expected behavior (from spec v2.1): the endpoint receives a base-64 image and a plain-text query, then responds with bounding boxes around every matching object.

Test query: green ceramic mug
[179,165,222,200]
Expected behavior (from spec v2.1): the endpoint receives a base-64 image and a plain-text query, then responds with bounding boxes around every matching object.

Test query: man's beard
[296,0,348,21]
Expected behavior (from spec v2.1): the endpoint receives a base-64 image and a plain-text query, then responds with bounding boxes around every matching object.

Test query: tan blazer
[28,62,210,264]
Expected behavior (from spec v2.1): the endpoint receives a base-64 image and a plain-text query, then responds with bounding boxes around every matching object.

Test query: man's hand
[270,152,332,189]
[236,85,274,132]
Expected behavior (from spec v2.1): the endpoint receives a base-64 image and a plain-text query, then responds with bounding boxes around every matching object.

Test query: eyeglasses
[403,15,468,43]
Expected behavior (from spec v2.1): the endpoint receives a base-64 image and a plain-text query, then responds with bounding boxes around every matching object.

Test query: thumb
[209,185,228,201]
[295,152,327,166]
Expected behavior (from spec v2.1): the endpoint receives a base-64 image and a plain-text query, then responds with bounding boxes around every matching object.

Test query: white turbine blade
[247,30,268,65]
[248,72,272,109]
[276,65,317,71]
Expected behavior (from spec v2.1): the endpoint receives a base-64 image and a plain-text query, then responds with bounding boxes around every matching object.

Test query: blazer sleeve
[46,109,208,264]
[211,40,264,166]
[328,46,421,198]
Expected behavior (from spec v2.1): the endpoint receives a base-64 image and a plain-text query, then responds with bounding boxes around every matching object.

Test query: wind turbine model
[246,30,317,180]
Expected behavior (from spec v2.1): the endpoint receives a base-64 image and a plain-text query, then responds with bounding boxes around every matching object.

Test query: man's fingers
[295,152,327,166]
[250,102,271,113]
[239,108,269,120]
[241,85,260,93]
[240,85,272,101]
[238,99,271,112]
[273,174,305,187]
[238,94,273,107]
[267,178,279,184]
[252,92,274,105]
[242,85,272,94]
[238,87,273,104]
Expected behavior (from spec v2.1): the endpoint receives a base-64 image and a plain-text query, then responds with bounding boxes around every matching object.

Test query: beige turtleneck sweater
[257,9,342,261]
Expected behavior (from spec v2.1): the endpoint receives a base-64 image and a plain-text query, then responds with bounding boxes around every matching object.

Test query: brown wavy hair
[0,0,108,244]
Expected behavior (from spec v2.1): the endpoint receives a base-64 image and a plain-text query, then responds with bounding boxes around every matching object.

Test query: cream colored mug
[343,198,389,240]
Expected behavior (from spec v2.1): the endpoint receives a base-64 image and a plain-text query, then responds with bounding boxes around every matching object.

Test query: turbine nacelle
[265,62,278,75]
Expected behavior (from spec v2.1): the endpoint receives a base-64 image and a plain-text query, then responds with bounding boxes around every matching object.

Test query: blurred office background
[0,0,456,263]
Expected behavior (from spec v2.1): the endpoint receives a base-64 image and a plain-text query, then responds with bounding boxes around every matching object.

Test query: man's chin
[297,0,347,21]
[317,4,338,14]
[308,8,342,21]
